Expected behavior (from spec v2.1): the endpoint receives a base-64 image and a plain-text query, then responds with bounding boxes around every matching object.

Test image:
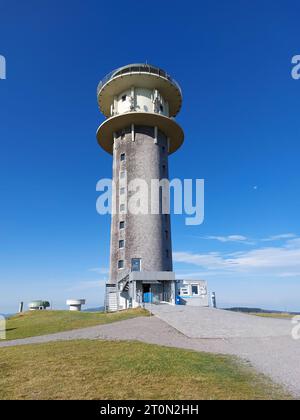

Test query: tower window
[120,204,125,212]
[122,95,126,102]
[119,240,125,249]
[120,153,126,162]
[162,146,166,153]
[120,171,126,179]
[166,250,169,258]
[162,164,166,174]
[119,221,125,229]
[118,260,124,269]
[120,187,126,195]
[131,258,141,272]
[165,230,169,240]
[160,104,164,112]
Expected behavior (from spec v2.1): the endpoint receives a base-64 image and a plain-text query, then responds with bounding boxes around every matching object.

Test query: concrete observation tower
[97,64,185,311]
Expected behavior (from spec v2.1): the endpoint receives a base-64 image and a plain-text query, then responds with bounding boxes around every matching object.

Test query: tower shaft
[109,125,172,283]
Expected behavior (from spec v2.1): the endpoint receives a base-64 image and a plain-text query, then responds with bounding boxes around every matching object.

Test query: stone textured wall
[109,125,173,283]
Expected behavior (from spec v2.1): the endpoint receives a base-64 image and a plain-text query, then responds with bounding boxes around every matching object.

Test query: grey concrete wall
[109,125,173,283]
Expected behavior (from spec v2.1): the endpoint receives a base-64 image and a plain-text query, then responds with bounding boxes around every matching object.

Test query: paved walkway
[1,308,300,398]
[146,304,292,338]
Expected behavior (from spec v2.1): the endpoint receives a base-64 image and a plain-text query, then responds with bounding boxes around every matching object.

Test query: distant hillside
[83,307,104,312]
[225,307,300,315]
[2,313,15,319]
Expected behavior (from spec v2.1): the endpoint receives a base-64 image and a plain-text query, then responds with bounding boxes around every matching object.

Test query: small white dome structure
[66,299,86,311]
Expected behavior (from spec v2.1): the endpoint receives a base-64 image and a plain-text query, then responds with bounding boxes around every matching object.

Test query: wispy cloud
[88,267,109,275]
[203,235,254,244]
[262,233,297,242]
[174,236,300,278]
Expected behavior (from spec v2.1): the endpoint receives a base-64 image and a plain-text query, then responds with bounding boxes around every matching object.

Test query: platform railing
[97,63,182,96]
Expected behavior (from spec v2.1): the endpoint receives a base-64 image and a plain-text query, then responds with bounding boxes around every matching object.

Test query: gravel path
[1,308,300,398]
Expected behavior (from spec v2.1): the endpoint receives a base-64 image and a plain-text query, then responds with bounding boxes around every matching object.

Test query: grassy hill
[0,340,292,400]
[5,308,148,340]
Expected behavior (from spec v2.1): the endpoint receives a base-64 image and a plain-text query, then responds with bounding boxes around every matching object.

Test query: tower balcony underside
[97,72,182,118]
[97,112,184,155]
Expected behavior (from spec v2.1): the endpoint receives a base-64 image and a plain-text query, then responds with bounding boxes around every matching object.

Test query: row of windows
[121,95,164,111]
[180,284,203,296]
[118,258,142,271]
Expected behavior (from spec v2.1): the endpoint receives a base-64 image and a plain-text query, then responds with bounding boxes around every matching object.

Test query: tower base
[104,271,176,312]
[104,272,209,312]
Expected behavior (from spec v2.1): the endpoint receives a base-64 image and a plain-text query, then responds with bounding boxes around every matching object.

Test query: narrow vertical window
[120,153,126,162]
[118,260,124,269]
[192,285,199,295]
[131,258,141,272]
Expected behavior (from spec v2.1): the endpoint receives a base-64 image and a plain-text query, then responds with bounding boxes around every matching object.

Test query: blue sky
[0,0,300,313]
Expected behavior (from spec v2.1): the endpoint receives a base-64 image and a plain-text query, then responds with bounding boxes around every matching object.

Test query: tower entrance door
[143,284,152,303]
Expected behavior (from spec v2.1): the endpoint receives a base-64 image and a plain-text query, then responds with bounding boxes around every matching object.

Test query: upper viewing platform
[97,63,183,118]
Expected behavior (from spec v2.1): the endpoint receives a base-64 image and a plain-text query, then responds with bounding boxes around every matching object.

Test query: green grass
[5,309,148,340]
[0,340,292,400]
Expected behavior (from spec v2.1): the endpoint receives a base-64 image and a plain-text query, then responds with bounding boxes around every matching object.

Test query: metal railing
[97,63,182,96]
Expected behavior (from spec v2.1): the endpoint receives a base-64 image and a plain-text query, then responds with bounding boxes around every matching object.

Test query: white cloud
[88,267,109,275]
[204,235,253,244]
[174,237,300,278]
[262,233,297,242]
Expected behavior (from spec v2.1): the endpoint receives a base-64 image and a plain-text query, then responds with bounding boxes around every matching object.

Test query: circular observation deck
[97,111,184,155]
[97,63,183,118]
